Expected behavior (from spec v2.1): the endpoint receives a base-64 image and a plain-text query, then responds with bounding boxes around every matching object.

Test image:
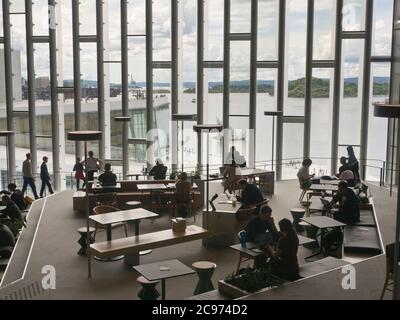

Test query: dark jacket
[149,164,167,180]
[98,171,117,186]
[245,216,279,243]
[333,187,360,224]
[40,162,50,181]
[237,183,264,207]
[0,201,22,221]
[11,190,28,211]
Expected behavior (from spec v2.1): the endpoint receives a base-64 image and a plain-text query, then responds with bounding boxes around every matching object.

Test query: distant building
[0,49,22,103]
[35,76,50,89]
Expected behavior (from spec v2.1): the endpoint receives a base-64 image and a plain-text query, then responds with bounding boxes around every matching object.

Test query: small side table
[192,261,216,295]
[126,201,142,209]
[137,276,160,300]
[77,227,96,256]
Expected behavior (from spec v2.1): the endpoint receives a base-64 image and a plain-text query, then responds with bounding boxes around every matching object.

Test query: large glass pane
[372,0,394,56]
[258,0,279,61]
[205,69,223,124]
[256,68,277,164]
[310,68,334,175]
[0,1,3,37]
[339,39,364,148]
[368,62,390,181]
[285,0,307,117]
[282,122,304,180]
[313,0,336,61]
[153,0,171,61]
[343,0,366,31]
[79,0,96,36]
[230,41,250,116]
[33,0,49,35]
[205,0,223,61]
[108,2,121,62]
[128,0,146,35]
[231,0,251,33]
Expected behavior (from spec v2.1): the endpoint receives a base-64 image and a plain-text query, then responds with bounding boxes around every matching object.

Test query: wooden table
[92,183,121,191]
[137,184,167,191]
[127,173,148,180]
[320,179,342,185]
[203,201,242,247]
[89,208,159,240]
[133,259,195,300]
[301,216,346,260]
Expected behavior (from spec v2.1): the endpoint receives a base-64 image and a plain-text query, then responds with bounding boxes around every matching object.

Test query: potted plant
[218,263,284,298]
[354,183,370,204]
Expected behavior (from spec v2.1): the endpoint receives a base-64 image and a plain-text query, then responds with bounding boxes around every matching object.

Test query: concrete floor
[0,180,394,300]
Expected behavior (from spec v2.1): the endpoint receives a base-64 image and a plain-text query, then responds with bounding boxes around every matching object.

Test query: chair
[380,243,400,299]
[92,205,128,240]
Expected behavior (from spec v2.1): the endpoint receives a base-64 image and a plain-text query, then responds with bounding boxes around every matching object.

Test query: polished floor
[0,180,394,300]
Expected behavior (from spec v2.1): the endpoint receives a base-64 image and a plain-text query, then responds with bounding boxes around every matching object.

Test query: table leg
[94,225,124,262]
[162,279,166,300]
[305,228,325,260]
[106,225,112,241]
[136,220,152,256]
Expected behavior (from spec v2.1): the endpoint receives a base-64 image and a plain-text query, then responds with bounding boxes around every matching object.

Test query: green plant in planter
[354,183,369,204]
[224,263,284,293]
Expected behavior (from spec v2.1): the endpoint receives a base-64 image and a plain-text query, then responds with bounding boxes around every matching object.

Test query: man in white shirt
[297,159,314,190]
[82,151,103,182]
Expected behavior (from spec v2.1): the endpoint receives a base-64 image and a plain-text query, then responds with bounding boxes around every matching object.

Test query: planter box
[218,280,272,299]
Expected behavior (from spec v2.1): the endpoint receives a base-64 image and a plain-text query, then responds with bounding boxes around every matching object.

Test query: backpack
[24,196,34,205]
[322,227,344,253]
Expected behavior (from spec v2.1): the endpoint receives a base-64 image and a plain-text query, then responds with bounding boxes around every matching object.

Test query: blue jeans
[22,177,39,199]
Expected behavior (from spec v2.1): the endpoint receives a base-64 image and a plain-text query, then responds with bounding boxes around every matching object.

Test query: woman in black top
[266,219,300,281]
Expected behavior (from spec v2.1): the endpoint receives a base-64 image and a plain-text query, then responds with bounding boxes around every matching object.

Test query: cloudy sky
[0,0,394,84]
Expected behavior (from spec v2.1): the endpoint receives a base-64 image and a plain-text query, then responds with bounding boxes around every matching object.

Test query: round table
[77,227,96,256]
[192,261,217,295]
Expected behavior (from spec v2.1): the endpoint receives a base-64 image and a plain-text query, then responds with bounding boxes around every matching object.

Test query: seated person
[149,159,167,180]
[175,172,192,217]
[330,181,360,224]
[236,179,264,208]
[0,183,27,211]
[245,205,280,246]
[0,223,15,258]
[0,195,22,222]
[297,159,314,190]
[266,218,300,281]
[98,163,117,186]
[337,156,351,177]
[339,169,356,187]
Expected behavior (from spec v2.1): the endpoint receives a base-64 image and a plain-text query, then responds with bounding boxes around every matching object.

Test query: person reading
[236,179,264,207]
[245,205,280,247]
[98,163,117,186]
[297,158,314,190]
[266,218,300,281]
[330,181,360,224]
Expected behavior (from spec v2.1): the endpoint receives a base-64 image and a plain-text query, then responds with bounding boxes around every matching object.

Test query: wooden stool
[77,227,96,256]
[192,261,216,295]
[137,276,160,300]
[291,208,306,232]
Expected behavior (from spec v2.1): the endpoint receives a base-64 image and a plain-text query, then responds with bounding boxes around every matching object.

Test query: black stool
[77,227,96,256]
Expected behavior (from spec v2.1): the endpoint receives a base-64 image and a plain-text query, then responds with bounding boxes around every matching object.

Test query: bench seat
[344,226,382,255]
[89,225,210,260]
[299,257,349,278]
[350,209,376,227]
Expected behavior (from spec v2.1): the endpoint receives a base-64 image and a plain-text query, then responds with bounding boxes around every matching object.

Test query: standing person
[175,172,192,218]
[82,151,102,182]
[40,156,54,198]
[73,157,85,190]
[347,146,360,183]
[21,153,39,200]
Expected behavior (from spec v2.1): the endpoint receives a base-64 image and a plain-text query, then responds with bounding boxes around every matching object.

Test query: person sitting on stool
[330,181,360,224]
[245,205,280,247]
[98,163,117,186]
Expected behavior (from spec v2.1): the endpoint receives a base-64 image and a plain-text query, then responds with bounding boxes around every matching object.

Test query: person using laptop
[330,181,360,224]
[236,179,264,208]
[98,163,117,186]
[245,205,280,247]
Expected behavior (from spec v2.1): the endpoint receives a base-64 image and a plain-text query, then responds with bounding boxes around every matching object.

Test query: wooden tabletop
[301,216,346,229]
[320,179,342,185]
[92,183,121,190]
[89,208,158,225]
[205,201,242,214]
[298,234,317,246]
[309,184,338,192]
[137,184,167,190]
[133,259,195,281]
